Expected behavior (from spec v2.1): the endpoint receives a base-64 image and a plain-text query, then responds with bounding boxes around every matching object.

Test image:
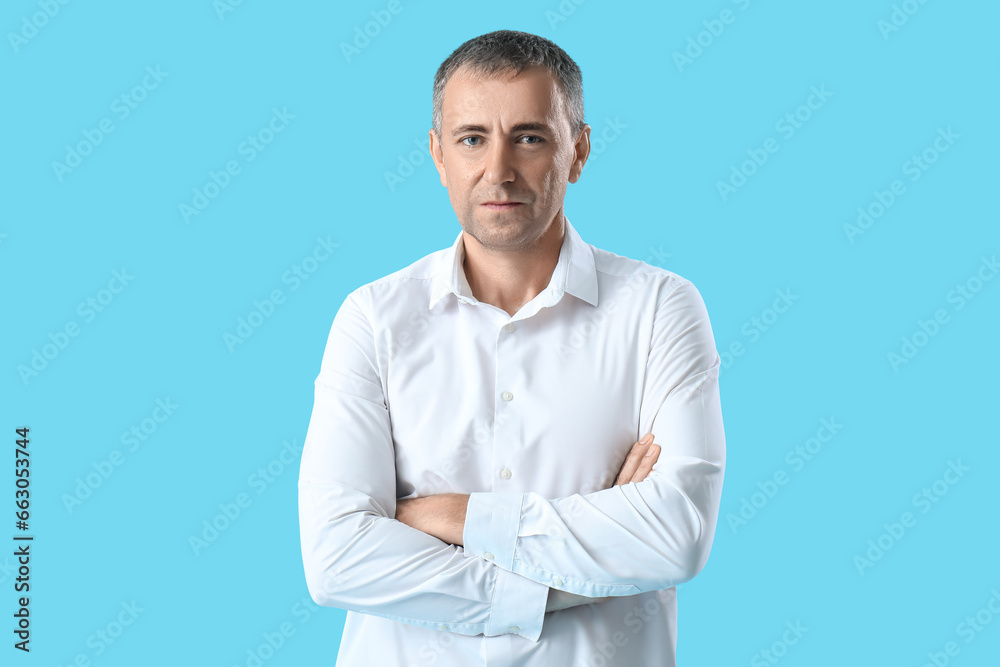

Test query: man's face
[430,64,590,253]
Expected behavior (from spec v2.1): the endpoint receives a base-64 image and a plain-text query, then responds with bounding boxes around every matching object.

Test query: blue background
[3,0,998,665]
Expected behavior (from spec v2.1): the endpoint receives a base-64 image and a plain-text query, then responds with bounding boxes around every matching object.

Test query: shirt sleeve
[462,278,726,598]
[298,290,550,642]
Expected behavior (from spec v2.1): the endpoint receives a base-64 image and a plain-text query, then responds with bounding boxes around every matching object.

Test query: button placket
[494,314,524,488]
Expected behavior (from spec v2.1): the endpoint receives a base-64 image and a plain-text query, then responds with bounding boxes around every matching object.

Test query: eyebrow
[451,122,552,137]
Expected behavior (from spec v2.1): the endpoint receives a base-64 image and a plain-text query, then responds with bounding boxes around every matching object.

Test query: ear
[429,129,448,187]
[568,124,591,184]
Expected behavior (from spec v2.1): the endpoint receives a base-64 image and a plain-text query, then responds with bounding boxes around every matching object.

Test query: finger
[629,443,660,483]
[615,441,651,485]
[614,443,646,485]
[615,434,653,485]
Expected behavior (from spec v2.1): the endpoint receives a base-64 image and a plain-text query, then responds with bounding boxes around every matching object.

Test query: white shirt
[298,218,726,667]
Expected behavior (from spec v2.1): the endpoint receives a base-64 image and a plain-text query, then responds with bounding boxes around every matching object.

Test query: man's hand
[613,432,660,486]
[394,492,469,546]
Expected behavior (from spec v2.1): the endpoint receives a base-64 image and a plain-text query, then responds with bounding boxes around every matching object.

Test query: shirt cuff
[463,491,524,570]
[486,567,549,642]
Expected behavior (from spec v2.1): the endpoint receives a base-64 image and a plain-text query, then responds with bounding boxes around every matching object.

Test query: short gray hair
[432,30,585,140]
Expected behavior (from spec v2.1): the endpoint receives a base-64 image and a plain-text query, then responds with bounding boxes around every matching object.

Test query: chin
[465,218,531,247]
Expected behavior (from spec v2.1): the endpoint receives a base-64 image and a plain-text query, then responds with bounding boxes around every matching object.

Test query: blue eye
[460,136,543,147]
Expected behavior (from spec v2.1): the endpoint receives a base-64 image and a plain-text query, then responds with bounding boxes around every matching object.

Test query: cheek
[540,154,572,194]
[445,161,474,192]
[445,176,476,214]
[539,170,562,197]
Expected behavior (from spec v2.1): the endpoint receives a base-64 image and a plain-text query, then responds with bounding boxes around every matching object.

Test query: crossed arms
[393,435,663,612]
[297,279,725,642]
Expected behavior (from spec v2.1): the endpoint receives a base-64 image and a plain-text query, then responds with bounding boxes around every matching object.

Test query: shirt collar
[428,217,599,311]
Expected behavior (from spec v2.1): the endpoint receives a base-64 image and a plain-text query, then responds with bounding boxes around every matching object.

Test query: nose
[483,137,515,185]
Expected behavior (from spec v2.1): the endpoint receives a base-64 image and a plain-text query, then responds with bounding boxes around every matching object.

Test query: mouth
[481,202,524,211]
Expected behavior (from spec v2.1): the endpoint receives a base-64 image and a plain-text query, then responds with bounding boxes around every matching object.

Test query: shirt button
[437,623,447,631]
[500,468,512,480]
[484,551,495,560]
[504,322,516,333]
[509,625,520,632]
[553,577,563,587]
[501,391,513,402]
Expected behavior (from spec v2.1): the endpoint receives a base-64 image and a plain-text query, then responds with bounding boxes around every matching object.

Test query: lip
[481,202,523,210]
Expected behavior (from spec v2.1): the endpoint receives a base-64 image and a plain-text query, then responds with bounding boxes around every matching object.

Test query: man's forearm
[394,493,469,545]
[394,434,659,547]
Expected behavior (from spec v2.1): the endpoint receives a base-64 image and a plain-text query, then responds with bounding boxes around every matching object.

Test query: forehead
[441,64,565,127]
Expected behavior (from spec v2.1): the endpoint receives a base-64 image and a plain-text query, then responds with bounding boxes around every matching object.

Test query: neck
[462,215,565,317]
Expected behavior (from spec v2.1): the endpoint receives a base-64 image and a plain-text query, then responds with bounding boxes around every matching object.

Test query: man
[298,30,725,667]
